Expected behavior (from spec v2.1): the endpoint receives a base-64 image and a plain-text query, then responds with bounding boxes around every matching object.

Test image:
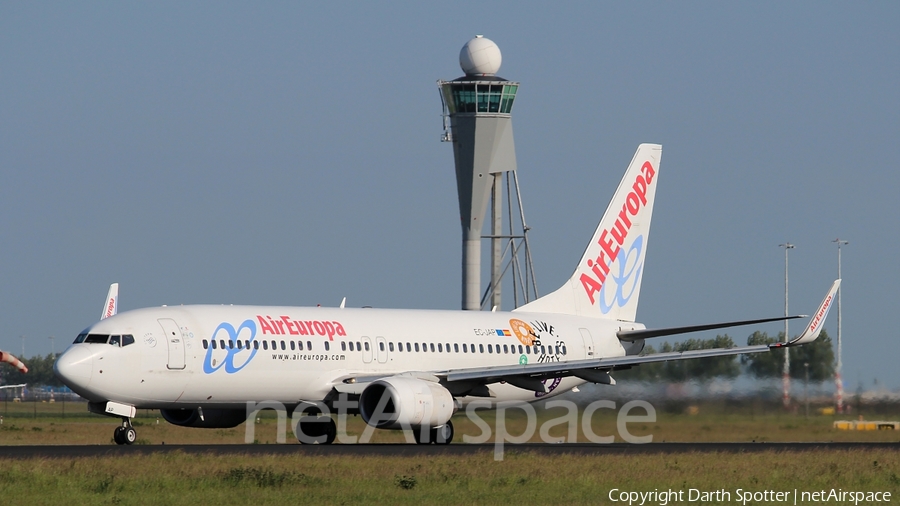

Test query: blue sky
[1,3,898,387]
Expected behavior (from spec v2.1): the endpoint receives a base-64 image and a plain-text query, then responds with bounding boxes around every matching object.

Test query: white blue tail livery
[517,144,662,321]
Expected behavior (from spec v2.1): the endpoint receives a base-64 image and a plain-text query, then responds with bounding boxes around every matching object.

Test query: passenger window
[414,343,420,352]
[298,341,304,351]
[357,341,361,351]
[487,344,492,353]
[471,343,475,353]
[438,343,443,352]
[406,343,411,352]
[341,342,347,351]
[324,342,330,351]
[280,341,285,351]
[430,343,435,352]
[263,341,268,350]
[209,340,214,350]
[290,341,295,351]
[454,343,459,353]
[228,340,234,349]
[503,344,508,354]
[245,340,250,349]
[446,343,451,352]
[462,344,467,353]
[237,340,243,350]
[219,340,226,350]
[307,341,312,350]
[562,345,567,355]
[109,335,121,347]
[365,342,370,351]
[389,342,394,352]
[253,341,259,350]
[379,342,384,352]
[422,343,427,352]
[526,346,531,354]
[518,345,524,354]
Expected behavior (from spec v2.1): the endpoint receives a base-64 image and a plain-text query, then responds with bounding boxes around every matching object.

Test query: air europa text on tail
[580,160,656,305]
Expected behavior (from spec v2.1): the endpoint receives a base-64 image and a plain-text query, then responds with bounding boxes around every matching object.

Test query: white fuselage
[56,304,641,409]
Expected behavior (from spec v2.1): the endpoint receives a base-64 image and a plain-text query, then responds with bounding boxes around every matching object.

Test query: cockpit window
[109,335,121,346]
[123,335,135,346]
[74,333,87,344]
[84,334,110,344]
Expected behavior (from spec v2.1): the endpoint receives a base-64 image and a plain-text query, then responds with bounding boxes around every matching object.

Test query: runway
[1,442,897,459]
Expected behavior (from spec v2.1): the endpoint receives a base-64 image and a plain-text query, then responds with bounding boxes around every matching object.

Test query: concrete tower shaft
[439,38,519,310]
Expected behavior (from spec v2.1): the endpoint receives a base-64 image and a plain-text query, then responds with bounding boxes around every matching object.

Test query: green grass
[1,450,899,505]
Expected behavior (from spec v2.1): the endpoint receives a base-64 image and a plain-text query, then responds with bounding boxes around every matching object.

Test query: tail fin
[101,283,119,320]
[516,144,662,320]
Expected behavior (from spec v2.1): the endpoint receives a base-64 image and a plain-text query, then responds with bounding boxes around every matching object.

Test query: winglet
[101,283,119,320]
[775,279,841,347]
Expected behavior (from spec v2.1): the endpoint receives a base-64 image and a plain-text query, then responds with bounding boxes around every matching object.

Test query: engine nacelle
[160,408,247,428]
[359,377,455,429]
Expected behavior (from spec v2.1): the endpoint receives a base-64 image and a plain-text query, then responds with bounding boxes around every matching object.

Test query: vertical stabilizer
[516,144,662,320]
[101,283,119,320]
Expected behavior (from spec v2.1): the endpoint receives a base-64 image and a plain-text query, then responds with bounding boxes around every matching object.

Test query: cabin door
[159,318,185,370]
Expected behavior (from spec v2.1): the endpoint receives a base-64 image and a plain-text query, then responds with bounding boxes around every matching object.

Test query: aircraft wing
[331,280,840,394]
[440,279,841,391]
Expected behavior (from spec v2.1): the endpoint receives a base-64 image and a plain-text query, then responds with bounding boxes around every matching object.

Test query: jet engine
[359,376,455,429]
[160,408,247,428]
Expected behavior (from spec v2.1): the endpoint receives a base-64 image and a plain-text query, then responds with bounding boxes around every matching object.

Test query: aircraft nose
[54,346,93,386]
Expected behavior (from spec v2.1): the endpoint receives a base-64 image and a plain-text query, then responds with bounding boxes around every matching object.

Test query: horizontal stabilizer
[617,315,806,342]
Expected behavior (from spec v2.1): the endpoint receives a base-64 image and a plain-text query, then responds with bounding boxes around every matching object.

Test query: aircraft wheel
[413,427,431,444]
[297,416,336,445]
[432,421,454,445]
[113,426,126,445]
[124,427,137,445]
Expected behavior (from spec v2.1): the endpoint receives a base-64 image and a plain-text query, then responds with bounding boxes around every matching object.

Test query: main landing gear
[295,414,337,445]
[113,418,136,445]
[413,420,454,445]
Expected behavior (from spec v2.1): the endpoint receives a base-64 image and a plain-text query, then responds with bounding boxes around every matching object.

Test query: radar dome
[459,35,502,76]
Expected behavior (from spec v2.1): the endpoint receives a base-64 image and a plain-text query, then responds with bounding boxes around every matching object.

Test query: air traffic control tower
[438,36,520,311]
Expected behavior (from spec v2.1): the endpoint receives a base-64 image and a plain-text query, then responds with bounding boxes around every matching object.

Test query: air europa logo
[580,161,655,309]
[104,297,116,319]
[809,295,832,332]
[203,319,258,374]
[255,315,347,341]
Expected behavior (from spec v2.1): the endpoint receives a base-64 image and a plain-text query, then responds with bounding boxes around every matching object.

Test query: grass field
[1,450,899,505]
[3,399,900,504]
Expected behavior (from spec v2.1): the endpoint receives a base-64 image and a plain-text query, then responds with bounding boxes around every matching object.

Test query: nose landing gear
[113,419,136,445]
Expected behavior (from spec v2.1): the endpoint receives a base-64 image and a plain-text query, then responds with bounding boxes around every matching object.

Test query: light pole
[779,243,794,409]
[19,335,26,358]
[48,336,55,356]
[833,238,848,413]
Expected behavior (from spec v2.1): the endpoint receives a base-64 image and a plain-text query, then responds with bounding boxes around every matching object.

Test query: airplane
[53,143,840,445]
